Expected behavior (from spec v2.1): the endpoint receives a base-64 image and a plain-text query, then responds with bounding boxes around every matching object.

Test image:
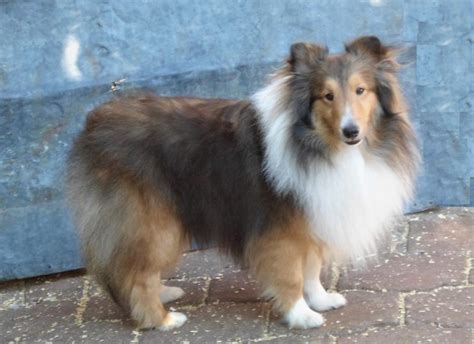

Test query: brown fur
[88,179,187,328]
[312,71,380,151]
[247,213,326,314]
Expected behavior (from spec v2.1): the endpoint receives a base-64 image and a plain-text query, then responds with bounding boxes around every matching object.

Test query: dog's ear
[288,42,328,73]
[345,36,388,59]
[347,36,403,116]
[346,36,400,71]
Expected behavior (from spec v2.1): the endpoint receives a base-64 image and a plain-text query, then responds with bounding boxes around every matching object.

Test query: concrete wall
[1,0,473,280]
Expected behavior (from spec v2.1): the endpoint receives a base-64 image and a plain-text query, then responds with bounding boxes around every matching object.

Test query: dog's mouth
[344,138,362,146]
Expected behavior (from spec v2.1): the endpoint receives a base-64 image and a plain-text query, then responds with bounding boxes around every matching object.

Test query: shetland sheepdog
[67,36,419,330]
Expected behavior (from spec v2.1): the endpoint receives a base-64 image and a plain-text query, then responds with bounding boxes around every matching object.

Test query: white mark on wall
[369,0,384,6]
[62,34,82,81]
[440,38,453,46]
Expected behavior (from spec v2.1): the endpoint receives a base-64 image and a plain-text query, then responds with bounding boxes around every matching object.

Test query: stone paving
[0,207,473,343]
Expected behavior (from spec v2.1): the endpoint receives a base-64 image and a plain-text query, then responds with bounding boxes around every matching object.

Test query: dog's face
[288,36,400,150]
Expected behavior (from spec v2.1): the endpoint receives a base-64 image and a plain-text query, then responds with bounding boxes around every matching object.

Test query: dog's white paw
[284,298,325,329]
[160,286,185,304]
[308,292,347,312]
[159,312,187,331]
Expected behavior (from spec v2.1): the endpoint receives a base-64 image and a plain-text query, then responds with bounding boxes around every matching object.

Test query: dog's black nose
[342,125,360,139]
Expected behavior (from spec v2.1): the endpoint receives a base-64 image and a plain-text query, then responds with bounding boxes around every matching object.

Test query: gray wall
[1,0,473,280]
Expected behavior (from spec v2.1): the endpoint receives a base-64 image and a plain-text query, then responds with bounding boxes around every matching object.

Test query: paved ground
[1,207,473,343]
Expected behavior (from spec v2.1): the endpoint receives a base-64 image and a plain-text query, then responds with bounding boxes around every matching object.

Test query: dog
[67,36,419,330]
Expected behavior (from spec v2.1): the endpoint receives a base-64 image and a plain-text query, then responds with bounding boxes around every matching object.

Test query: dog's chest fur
[268,140,409,262]
[300,147,410,261]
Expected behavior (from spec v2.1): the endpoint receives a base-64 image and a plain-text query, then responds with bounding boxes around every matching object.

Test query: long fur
[253,72,416,262]
[67,36,419,329]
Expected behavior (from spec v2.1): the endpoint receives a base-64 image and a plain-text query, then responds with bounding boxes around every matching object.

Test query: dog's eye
[324,93,334,101]
[356,87,365,95]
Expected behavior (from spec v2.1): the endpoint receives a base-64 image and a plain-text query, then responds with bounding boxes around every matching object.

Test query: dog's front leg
[304,249,347,312]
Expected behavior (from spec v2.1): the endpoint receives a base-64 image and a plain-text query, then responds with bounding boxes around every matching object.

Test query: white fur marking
[308,291,347,312]
[159,312,187,331]
[284,298,325,329]
[160,286,185,304]
[304,277,347,311]
[341,105,354,127]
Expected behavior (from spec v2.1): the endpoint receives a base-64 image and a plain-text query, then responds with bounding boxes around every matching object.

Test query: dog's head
[288,36,403,150]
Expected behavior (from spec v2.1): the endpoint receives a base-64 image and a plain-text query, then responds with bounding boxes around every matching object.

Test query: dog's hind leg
[106,190,188,330]
[127,272,187,330]
[117,227,188,330]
